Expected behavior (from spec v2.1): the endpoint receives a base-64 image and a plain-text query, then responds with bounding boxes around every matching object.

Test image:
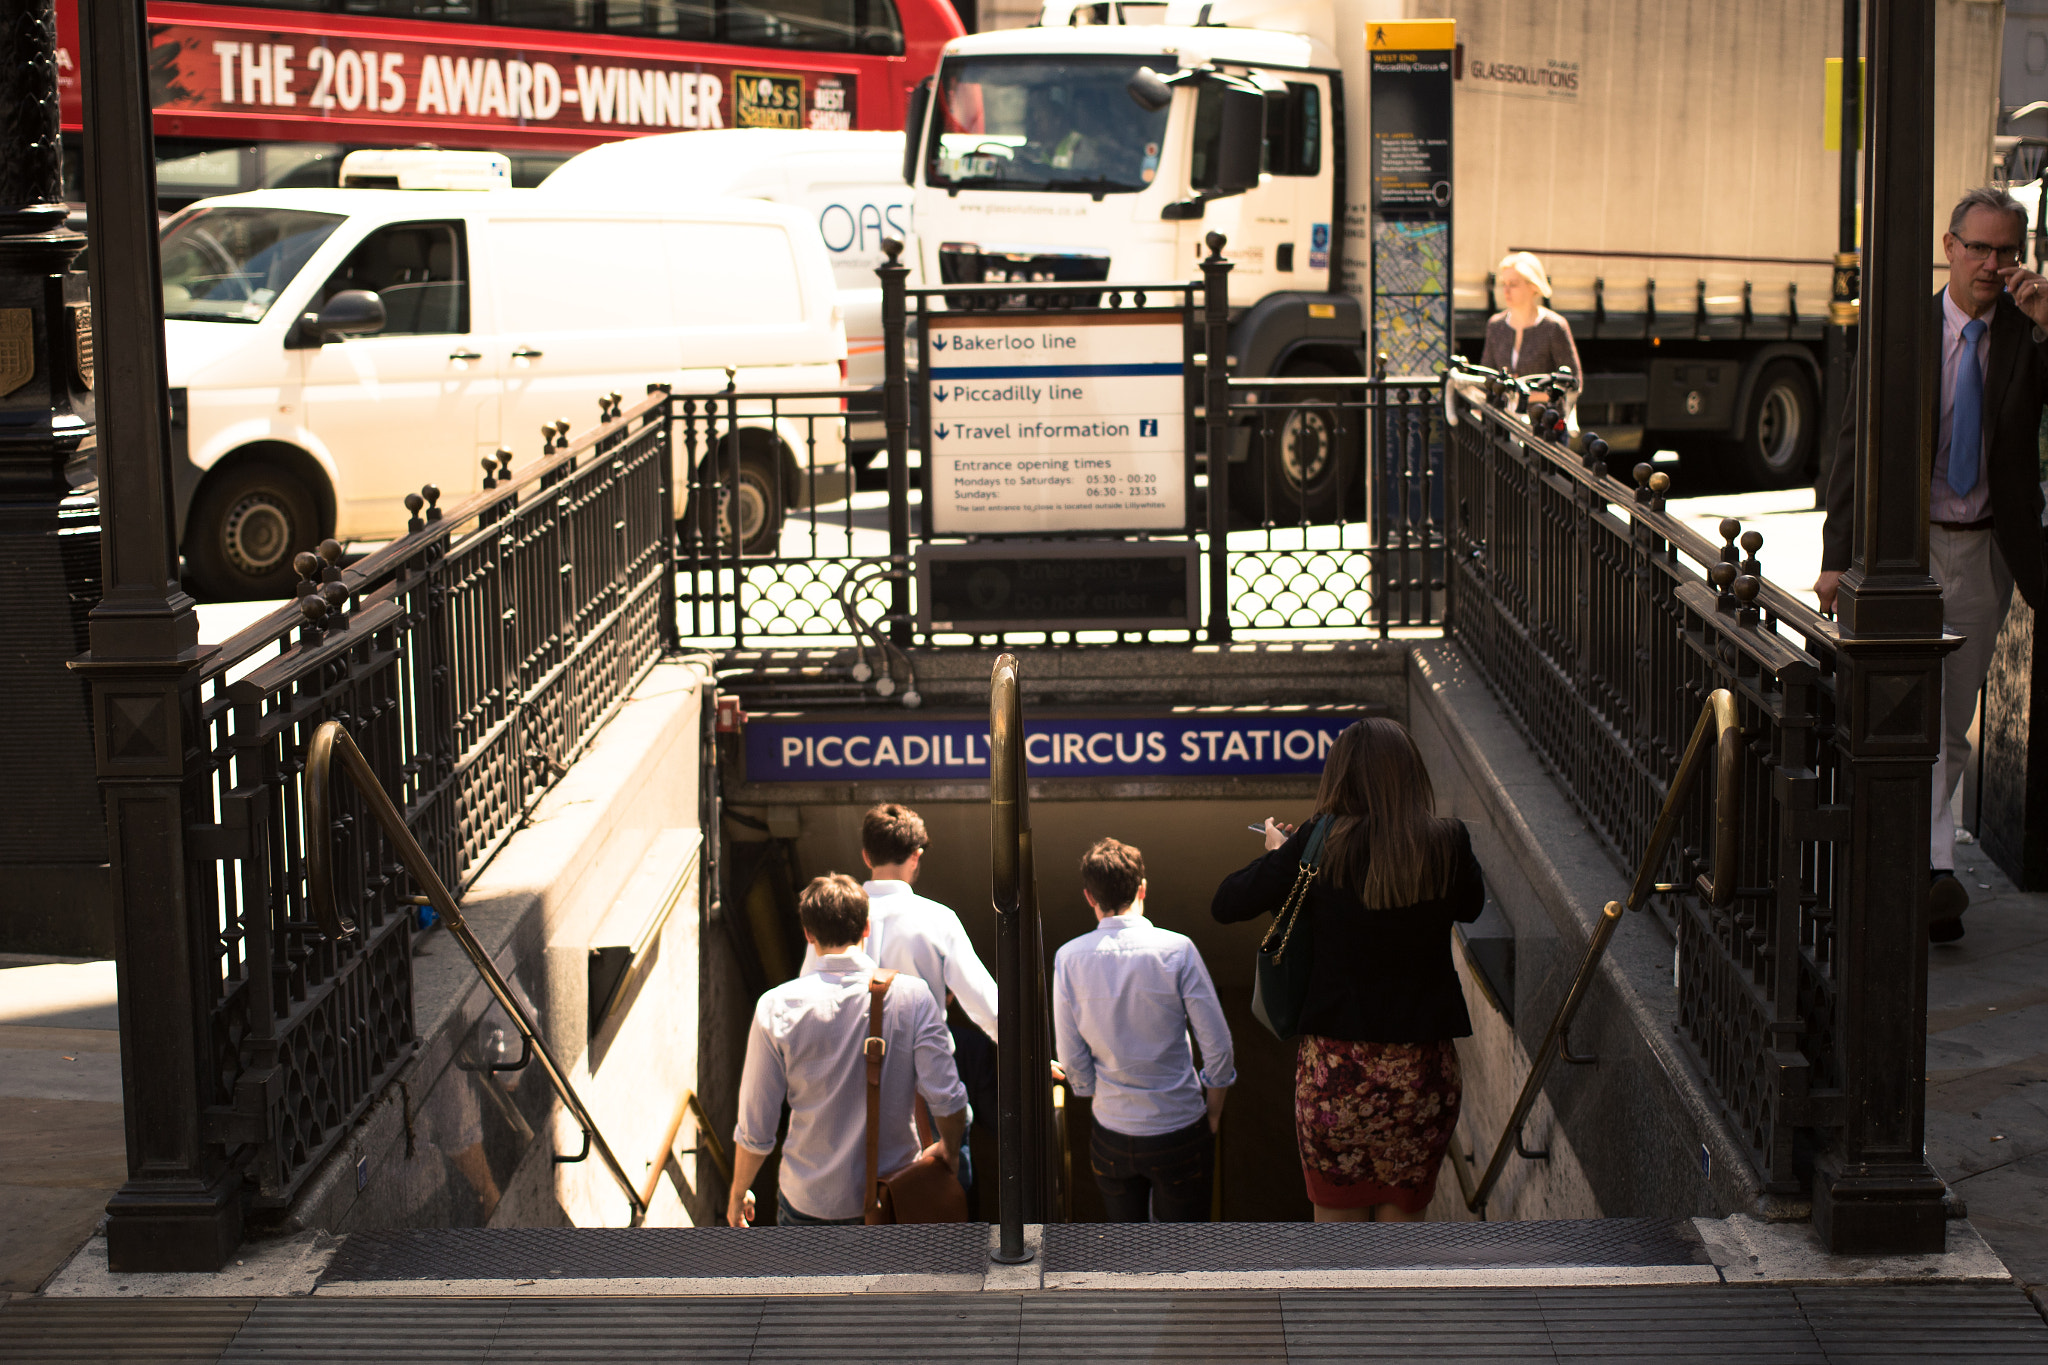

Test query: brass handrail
[304,719,648,1227]
[989,652,1059,1262]
[639,1088,732,1213]
[1466,688,1740,1219]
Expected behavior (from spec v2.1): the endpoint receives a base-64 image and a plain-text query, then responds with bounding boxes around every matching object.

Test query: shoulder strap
[1300,815,1332,869]
[864,969,896,1221]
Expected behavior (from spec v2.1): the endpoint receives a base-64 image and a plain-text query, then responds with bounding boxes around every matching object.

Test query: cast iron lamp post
[0,0,107,955]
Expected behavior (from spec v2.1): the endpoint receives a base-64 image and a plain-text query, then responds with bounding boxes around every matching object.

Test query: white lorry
[904,0,2001,502]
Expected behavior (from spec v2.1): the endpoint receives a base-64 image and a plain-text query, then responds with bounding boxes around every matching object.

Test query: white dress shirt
[1052,912,1236,1138]
[797,880,1001,1043]
[1930,287,1996,525]
[733,948,967,1221]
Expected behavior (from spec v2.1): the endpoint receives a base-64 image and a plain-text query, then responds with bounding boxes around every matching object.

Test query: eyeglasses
[1956,238,2023,264]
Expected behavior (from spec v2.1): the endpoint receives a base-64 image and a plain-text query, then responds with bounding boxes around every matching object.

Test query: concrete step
[5,1282,2047,1363]
[34,1215,2013,1301]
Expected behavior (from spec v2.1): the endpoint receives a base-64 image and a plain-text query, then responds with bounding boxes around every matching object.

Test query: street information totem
[1368,19,1456,377]
[924,311,1188,536]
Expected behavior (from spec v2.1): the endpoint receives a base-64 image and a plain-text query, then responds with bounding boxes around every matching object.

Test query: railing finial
[1583,434,1610,478]
[404,492,424,534]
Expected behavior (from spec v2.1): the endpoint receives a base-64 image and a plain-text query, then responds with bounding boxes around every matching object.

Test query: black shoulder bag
[1250,816,1329,1041]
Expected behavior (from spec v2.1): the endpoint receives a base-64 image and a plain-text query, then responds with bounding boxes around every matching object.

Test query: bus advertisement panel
[53,0,957,150]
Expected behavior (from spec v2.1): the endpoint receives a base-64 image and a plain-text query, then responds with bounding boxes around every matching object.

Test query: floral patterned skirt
[1294,1034,1462,1212]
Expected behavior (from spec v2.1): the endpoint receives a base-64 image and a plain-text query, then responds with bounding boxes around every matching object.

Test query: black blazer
[1211,820,1484,1043]
[1821,289,2048,613]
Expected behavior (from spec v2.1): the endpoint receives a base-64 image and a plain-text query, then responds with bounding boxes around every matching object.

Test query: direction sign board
[924,311,1188,536]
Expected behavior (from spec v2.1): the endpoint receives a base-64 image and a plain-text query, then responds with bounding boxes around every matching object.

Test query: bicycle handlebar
[1446,354,1581,395]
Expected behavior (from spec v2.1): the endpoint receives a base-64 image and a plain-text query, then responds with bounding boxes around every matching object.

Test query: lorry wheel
[184,462,321,601]
[1232,361,1357,524]
[1724,361,1817,488]
[686,442,785,557]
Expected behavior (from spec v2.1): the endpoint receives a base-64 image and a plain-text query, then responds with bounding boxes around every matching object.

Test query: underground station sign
[746,712,1366,782]
[924,311,1189,536]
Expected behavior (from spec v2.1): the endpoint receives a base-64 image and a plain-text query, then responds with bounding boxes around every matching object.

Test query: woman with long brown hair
[1211,718,1484,1221]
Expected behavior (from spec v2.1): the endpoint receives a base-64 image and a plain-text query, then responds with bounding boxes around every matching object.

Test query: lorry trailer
[904,0,2000,500]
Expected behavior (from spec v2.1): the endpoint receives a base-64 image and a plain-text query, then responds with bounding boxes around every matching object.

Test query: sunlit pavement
[1662,482,1829,612]
[0,958,122,1301]
[190,476,1831,651]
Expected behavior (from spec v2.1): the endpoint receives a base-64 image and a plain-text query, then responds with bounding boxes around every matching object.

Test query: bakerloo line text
[777,727,1342,770]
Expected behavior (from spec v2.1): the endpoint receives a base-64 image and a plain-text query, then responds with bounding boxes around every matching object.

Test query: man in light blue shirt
[1053,838,1234,1222]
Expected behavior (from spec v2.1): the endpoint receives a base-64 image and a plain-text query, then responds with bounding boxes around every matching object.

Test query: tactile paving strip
[1041,1217,1710,1273]
[317,1224,987,1283]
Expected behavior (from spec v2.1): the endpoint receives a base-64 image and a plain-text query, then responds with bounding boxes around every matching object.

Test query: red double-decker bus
[54,0,962,204]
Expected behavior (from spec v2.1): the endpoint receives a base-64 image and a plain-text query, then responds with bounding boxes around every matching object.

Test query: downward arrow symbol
[932,335,948,350]
[936,424,950,439]
[932,386,947,402]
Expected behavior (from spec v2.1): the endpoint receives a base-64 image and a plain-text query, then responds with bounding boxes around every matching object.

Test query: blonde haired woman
[1212,719,1484,1222]
[1482,250,1581,411]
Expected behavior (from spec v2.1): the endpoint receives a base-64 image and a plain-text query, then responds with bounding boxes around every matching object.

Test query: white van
[160,185,847,599]
[537,130,913,450]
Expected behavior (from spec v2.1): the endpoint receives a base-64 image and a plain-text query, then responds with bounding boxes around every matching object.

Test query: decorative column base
[104,1170,244,1273]
[1811,1156,1949,1256]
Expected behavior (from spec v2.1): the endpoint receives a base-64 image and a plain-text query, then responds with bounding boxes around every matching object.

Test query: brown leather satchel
[863,969,969,1225]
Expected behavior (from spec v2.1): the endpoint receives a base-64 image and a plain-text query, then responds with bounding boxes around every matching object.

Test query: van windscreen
[161,207,344,323]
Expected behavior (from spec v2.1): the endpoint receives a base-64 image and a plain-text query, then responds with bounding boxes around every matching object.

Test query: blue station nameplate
[744,713,1365,782]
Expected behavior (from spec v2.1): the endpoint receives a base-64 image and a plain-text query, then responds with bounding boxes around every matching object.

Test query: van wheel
[184,462,321,601]
[1721,361,1817,488]
[687,443,785,557]
[1230,361,1358,524]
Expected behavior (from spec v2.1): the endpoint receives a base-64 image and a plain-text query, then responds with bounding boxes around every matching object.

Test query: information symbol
[1139,419,1159,438]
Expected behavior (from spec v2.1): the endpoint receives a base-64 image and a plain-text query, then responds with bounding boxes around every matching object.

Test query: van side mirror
[1127,68,1173,112]
[291,289,386,347]
[1208,85,1265,194]
[903,77,932,186]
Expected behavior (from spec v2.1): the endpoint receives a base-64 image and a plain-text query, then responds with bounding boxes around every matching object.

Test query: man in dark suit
[1816,186,2048,942]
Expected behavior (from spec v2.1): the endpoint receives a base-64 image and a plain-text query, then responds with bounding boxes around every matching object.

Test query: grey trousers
[1928,525,2014,871]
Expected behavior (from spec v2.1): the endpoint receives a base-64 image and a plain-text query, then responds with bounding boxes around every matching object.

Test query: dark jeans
[1090,1115,1213,1223]
[776,1187,862,1227]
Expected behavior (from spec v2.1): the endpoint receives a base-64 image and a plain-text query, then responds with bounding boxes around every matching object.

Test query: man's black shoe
[1929,871,1968,942]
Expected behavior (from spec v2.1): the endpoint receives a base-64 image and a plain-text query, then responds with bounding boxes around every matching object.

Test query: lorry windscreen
[160,207,345,323]
[927,56,1173,195]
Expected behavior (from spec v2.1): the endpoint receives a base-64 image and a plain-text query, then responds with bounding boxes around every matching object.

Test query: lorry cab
[907,1,1366,517]
[161,174,847,600]
[913,13,1340,319]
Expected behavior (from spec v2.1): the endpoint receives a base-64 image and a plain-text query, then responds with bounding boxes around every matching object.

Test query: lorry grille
[938,244,1110,309]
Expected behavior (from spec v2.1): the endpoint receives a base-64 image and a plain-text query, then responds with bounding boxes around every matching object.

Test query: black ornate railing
[673,238,1443,650]
[1445,385,1844,1195]
[182,388,673,1206]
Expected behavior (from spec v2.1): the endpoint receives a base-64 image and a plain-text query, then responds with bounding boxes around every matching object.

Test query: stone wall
[1409,641,1788,1224]
[279,660,715,1235]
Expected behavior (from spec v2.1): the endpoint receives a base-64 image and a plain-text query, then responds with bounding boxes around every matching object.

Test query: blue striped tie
[1949,317,1987,497]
